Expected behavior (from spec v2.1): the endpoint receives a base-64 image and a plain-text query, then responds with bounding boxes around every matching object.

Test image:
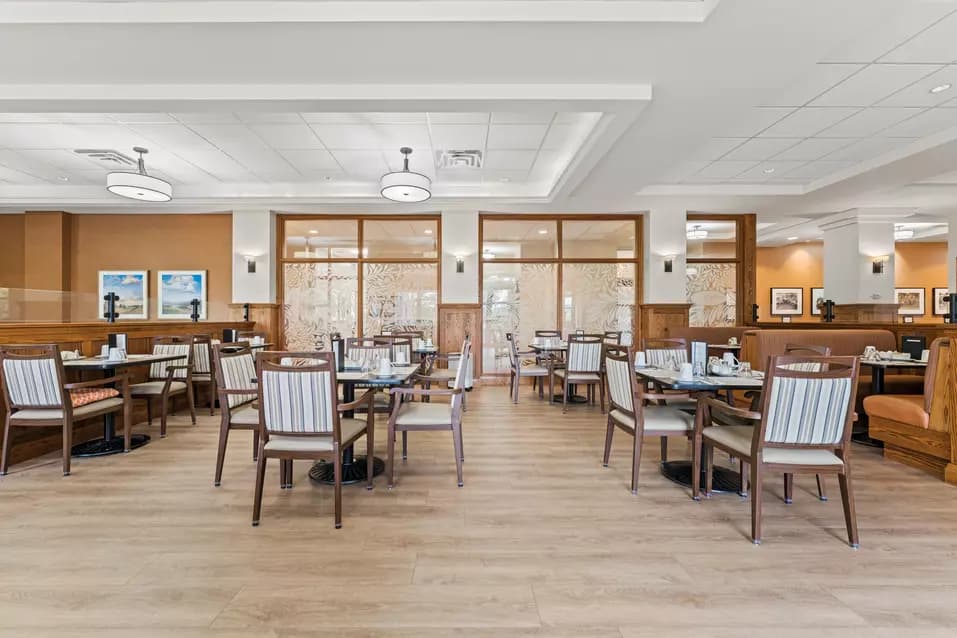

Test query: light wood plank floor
[2,386,957,636]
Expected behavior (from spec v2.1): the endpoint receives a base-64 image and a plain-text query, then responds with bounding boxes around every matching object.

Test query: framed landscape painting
[98,271,148,320]
[932,287,949,316]
[810,287,825,316]
[770,287,803,316]
[895,287,925,316]
[158,271,207,319]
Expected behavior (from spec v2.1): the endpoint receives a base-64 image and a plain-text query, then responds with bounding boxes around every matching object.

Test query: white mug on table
[634,351,647,368]
[678,362,694,381]
[107,347,125,361]
[378,356,391,375]
[100,344,110,358]
[920,349,930,362]
[722,352,739,368]
[396,351,408,365]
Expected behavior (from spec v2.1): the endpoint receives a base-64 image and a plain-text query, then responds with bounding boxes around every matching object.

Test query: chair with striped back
[506,333,549,403]
[420,334,473,409]
[551,334,605,413]
[603,331,623,345]
[642,337,689,369]
[191,334,217,416]
[376,335,414,366]
[130,336,196,437]
[345,338,392,369]
[0,344,131,476]
[694,354,860,546]
[387,340,471,488]
[211,343,260,487]
[252,351,375,529]
[602,345,695,494]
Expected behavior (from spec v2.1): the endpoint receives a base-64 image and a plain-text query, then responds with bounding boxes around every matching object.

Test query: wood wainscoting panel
[831,303,898,324]
[638,303,691,343]
[438,304,481,378]
[229,303,280,346]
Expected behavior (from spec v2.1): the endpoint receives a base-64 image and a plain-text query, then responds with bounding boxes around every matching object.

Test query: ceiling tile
[881,107,957,137]
[309,124,382,150]
[878,66,957,107]
[249,124,324,150]
[110,113,177,124]
[879,12,957,63]
[17,149,102,171]
[0,164,48,184]
[375,124,432,151]
[722,108,794,137]
[781,161,855,180]
[330,150,389,179]
[427,113,489,125]
[541,125,576,150]
[173,113,241,124]
[822,137,915,162]
[278,149,340,171]
[655,160,712,184]
[483,150,538,171]
[760,107,860,137]
[817,107,924,137]
[732,161,809,182]
[810,64,943,107]
[301,113,371,124]
[772,138,856,161]
[490,112,554,124]
[486,124,549,150]
[236,113,305,124]
[365,113,428,124]
[130,123,220,151]
[691,138,747,160]
[721,138,802,161]
[761,64,864,107]
[428,124,488,150]
[481,170,530,185]
[821,4,954,63]
[693,161,758,180]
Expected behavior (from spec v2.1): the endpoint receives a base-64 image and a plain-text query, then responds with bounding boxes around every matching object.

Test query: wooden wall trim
[638,303,691,342]
[438,303,482,379]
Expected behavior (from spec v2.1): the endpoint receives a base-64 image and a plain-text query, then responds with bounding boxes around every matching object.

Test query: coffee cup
[108,347,124,361]
[678,362,694,381]
[100,344,110,358]
[634,351,647,368]
[396,351,408,365]
[378,356,391,375]
[728,337,738,346]
[863,346,878,360]
[921,349,930,363]
[722,352,739,368]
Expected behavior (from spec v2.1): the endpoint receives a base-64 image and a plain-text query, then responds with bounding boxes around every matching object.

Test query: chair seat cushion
[703,425,843,466]
[69,387,119,408]
[554,369,601,382]
[517,365,549,376]
[863,394,929,429]
[192,374,212,382]
[263,418,368,452]
[610,406,694,432]
[130,381,187,396]
[427,368,456,379]
[395,401,452,426]
[13,397,124,421]
[230,405,260,426]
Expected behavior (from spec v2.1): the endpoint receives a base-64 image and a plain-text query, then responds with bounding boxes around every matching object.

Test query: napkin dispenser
[222,328,239,343]
[107,333,127,351]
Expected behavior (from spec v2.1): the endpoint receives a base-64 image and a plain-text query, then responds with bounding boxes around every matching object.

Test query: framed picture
[932,288,950,316]
[770,287,803,316]
[810,287,825,316]
[98,271,148,320]
[157,270,207,320]
[895,287,925,316]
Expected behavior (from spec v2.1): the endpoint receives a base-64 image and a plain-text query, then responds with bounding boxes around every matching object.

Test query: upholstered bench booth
[864,337,957,485]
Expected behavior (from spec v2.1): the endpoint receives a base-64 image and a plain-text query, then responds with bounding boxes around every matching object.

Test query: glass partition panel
[282,263,358,350]
[363,219,438,259]
[482,219,558,259]
[686,221,737,259]
[284,219,358,259]
[687,262,736,326]
[562,263,634,344]
[482,262,558,374]
[562,220,635,259]
[363,263,437,337]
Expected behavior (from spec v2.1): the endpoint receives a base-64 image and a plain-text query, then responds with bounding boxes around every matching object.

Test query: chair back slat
[149,337,192,379]
[451,341,472,412]
[214,344,258,408]
[567,335,602,372]
[192,334,214,374]
[604,346,635,413]
[643,337,689,368]
[347,338,392,368]
[259,353,337,434]
[1,353,63,408]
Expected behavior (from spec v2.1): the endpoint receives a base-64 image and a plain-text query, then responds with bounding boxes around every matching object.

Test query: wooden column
[738,214,757,325]
[438,304,482,378]
[639,303,691,342]
[23,211,72,321]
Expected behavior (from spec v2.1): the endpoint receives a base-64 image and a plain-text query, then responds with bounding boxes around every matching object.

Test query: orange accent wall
[757,241,948,323]
[0,214,25,288]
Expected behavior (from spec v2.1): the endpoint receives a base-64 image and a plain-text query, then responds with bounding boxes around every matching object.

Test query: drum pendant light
[107,147,173,202]
[380,147,431,203]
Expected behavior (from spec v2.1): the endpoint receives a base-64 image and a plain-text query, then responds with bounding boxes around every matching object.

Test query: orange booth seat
[864,337,957,484]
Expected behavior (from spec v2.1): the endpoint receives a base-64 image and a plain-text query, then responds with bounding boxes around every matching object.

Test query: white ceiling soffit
[0,1,721,24]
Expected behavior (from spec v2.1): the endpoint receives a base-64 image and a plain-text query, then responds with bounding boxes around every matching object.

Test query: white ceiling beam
[0,1,720,24]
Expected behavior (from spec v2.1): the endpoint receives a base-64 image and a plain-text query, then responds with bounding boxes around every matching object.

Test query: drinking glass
[739,362,752,377]
[693,361,705,378]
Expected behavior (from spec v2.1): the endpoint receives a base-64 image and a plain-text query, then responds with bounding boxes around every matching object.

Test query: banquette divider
[0,320,255,467]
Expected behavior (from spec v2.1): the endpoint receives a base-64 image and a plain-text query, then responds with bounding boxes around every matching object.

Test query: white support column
[441,209,479,304]
[821,211,896,304]
[642,207,687,303]
[232,209,276,304]
[948,219,957,294]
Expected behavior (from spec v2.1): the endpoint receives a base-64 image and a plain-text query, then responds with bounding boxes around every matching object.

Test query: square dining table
[634,366,765,493]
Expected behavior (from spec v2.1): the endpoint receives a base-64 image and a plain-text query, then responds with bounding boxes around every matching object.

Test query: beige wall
[757,241,948,323]
[0,215,25,288]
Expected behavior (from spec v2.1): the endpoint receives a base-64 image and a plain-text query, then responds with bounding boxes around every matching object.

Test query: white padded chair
[211,343,260,486]
[506,333,549,403]
[551,334,605,413]
[130,336,196,437]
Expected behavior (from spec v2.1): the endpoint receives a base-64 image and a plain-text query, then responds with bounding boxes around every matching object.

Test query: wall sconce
[455,256,465,273]
[244,254,257,274]
[872,256,887,275]
[663,255,674,273]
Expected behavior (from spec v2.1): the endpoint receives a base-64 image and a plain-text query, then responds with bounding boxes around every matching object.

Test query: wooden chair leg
[387,421,397,489]
[599,380,606,414]
[660,436,668,463]
[739,459,749,497]
[562,378,569,414]
[252,430,259,461]
[816,474,827,501]
[751,462,763,544]
[186,383,197,425]
[704,443,714,497]
[839,469,859,548]
[146,399,153,426]
[452,422,464,487]
[286,460,294,489]
[401,431,408,460]
[62,421,72,476]
[538,375,544,399]
[548,373,554,404]
[691,433,702,500]
[123,403,132,453]
[251,453,266,526]
[208,381,216,416]
[630,426,643,495]
[160,395,169,438]
[0,417,12,475]
[602,415,614,467]
[214,420,230,486]
[334,446,343,529]
[784,473,794,504]
[366,424,374,491]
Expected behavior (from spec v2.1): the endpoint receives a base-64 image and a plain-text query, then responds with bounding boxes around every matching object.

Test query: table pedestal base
[550,394,589,404]
[309,456,385,485]
[661,460,742,493]
[72,434,150,457]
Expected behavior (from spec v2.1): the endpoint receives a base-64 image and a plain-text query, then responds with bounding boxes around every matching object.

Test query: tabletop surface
[860,358,927,368]
[336,365,420,386]
[708,343,742,349]
[635,366,764,390]
[528,342,568,351]
[63,353,182,370]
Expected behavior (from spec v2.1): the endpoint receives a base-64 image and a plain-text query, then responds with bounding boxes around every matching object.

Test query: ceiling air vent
[74,148,138,166]
[435,149,483,170]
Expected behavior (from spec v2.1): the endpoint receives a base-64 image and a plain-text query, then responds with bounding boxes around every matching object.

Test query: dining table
[308,364,422,486]
[63,352,183,457]
[527,341,589,404]
[635,366,765,493]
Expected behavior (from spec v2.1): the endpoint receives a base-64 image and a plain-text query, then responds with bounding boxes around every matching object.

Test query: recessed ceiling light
[763,167,776,174]
[787,236,798,241]
[58,175,69,182]
[324,176,333,181]
[500,177,511,182]
[308,230,318,234]
[424,229,433,235]
[538,229,548,235]
[929,83,952,94]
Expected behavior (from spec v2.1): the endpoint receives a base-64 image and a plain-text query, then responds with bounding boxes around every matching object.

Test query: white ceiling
[1,0,957,233]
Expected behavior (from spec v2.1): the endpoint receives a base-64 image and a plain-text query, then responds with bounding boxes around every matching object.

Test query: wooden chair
[642,337,689,368]
[603,331,623,345]
[211,343,260,486]
[602,344,695,494]
[550,334,605,413]
[386,340,471,488]
[506,333,548,403]
[693,354,861,546]
[375,335,414,365]
[345,339,394,413]
[191,334,217,416]
[252,351,375,528]
[421,334,473,408]
[130,336,196,437]
[535,330,562,339]
[0,344,131,476]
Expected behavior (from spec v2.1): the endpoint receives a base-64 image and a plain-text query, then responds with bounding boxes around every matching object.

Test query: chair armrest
[219,387,258,395]
[63,375,128,390]
[641,391,693,402]
[412,373,456,384]
[702,396,761,422]
[338,389,375,412]
[389,386,460,398]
